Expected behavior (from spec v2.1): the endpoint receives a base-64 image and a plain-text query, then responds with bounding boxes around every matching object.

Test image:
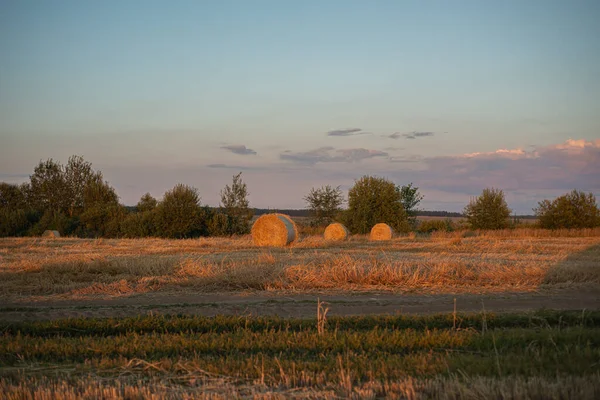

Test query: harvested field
[1,230,600,305]
[1,230,600,398]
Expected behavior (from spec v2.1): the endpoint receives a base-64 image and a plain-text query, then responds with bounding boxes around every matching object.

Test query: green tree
[29,159,69,213]
[219,172,253,235]
[463,188,511,230]
[399,183,424,229]
[534,190,600,229]
[64,155,95,217]
[136,193,158,212]
[344,176,410,234]
[207,211,230,237]
[0,183,39,237]
[0,183,27,211]
[79,204,127,238]
[83,173,119,209]
[155,184,207,238]
[304,185,344,226]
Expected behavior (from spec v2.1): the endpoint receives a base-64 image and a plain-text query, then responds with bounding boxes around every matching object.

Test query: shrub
[136,193,158,213]
[304,185,344,227]
[344,176,410,234]
[399,183,424,229]
[535,190,600,229]
[418,219,455,233]
[207,211,231,237]
[121,210,158,238]
[29,210,78,237]
[155,184,208,238]
[78,204,127,238]
[219,172,253,235]
[463,188,511,230]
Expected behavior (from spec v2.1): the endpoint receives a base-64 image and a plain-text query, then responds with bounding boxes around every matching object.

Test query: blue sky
[1,0,599,213]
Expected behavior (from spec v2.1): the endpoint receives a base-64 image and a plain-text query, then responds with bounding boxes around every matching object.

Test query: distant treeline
[253,209,467,218]
[2,155,596,238]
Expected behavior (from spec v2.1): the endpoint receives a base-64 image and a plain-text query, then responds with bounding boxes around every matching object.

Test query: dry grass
[2,374,599,399]
[1,229,600,301]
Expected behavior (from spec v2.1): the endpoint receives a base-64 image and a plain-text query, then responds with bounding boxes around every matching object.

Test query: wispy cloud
[207,163,258,170]
[326,128,368,137]
[280,147,388,165]
[220,145,257,155]
[389,131,435,140]
[389,155,423,163]
[280,147,339,164]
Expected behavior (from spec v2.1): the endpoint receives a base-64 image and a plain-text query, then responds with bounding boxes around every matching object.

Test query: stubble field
[1,229,599,398]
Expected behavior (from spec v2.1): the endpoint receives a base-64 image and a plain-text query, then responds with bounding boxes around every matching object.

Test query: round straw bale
[251,213,298,247]
[42,230,61,238]
[324,223,349,241]
[369,223,394,241]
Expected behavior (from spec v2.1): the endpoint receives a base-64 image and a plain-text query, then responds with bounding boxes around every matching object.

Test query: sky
[1,0,599,214]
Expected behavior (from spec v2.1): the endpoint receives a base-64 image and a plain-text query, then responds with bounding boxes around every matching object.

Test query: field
[1,230,600,398]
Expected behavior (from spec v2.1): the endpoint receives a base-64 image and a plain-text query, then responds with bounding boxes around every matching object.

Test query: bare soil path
[2,287,599,322]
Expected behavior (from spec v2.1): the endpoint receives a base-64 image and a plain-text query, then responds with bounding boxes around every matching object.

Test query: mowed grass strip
[1,312,599,398]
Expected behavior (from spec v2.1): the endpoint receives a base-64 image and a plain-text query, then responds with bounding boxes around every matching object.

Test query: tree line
[1,156,599,238]
[0,156,252,238]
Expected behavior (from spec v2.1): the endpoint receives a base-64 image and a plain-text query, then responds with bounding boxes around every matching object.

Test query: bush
[344,176,410,234]
[399,183,424,229]
[155,184,208,238]
[78,204,127,238]
[535,190,600,229]
[207,211,231,236]
[121,210,158,238]
[218,173,253,235]
[304,185,344,227]
[418,219,455,233]
[463,188,511,230]
[29,210,78,237]
[0,209,40,237]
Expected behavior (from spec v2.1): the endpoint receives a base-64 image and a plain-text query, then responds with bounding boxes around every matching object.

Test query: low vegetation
[1,311,599,398]
[464,188,512,230]
[535,189,600,229]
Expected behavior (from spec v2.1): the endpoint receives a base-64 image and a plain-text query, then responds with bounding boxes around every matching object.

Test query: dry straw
[42,230,61,238]
[370,223,394,241]
[251,213,298,247]
[324,223,349,241]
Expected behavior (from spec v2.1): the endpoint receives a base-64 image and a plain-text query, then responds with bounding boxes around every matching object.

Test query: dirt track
[1,287,599,322]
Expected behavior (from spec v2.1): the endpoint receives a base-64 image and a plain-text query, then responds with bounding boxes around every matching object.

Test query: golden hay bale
[369,223,394,241]
[324,223,349,241]
[251,213,298,247]
[42,230,61,238]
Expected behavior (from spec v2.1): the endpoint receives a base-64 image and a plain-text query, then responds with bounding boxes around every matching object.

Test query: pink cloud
[419,139,600,195]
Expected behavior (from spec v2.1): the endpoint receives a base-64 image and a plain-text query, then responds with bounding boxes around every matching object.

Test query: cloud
[338,148,388,161]
[389,131,435,140]
[280,147,388,165]
[389,155,423,163]
[326,128,368,137]
[208,163,247,170]
[384,146,404,151]
[418,139,600,195]
[220,145,257,155]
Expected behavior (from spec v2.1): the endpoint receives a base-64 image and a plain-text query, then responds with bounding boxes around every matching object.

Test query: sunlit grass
[1,230,599,301]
